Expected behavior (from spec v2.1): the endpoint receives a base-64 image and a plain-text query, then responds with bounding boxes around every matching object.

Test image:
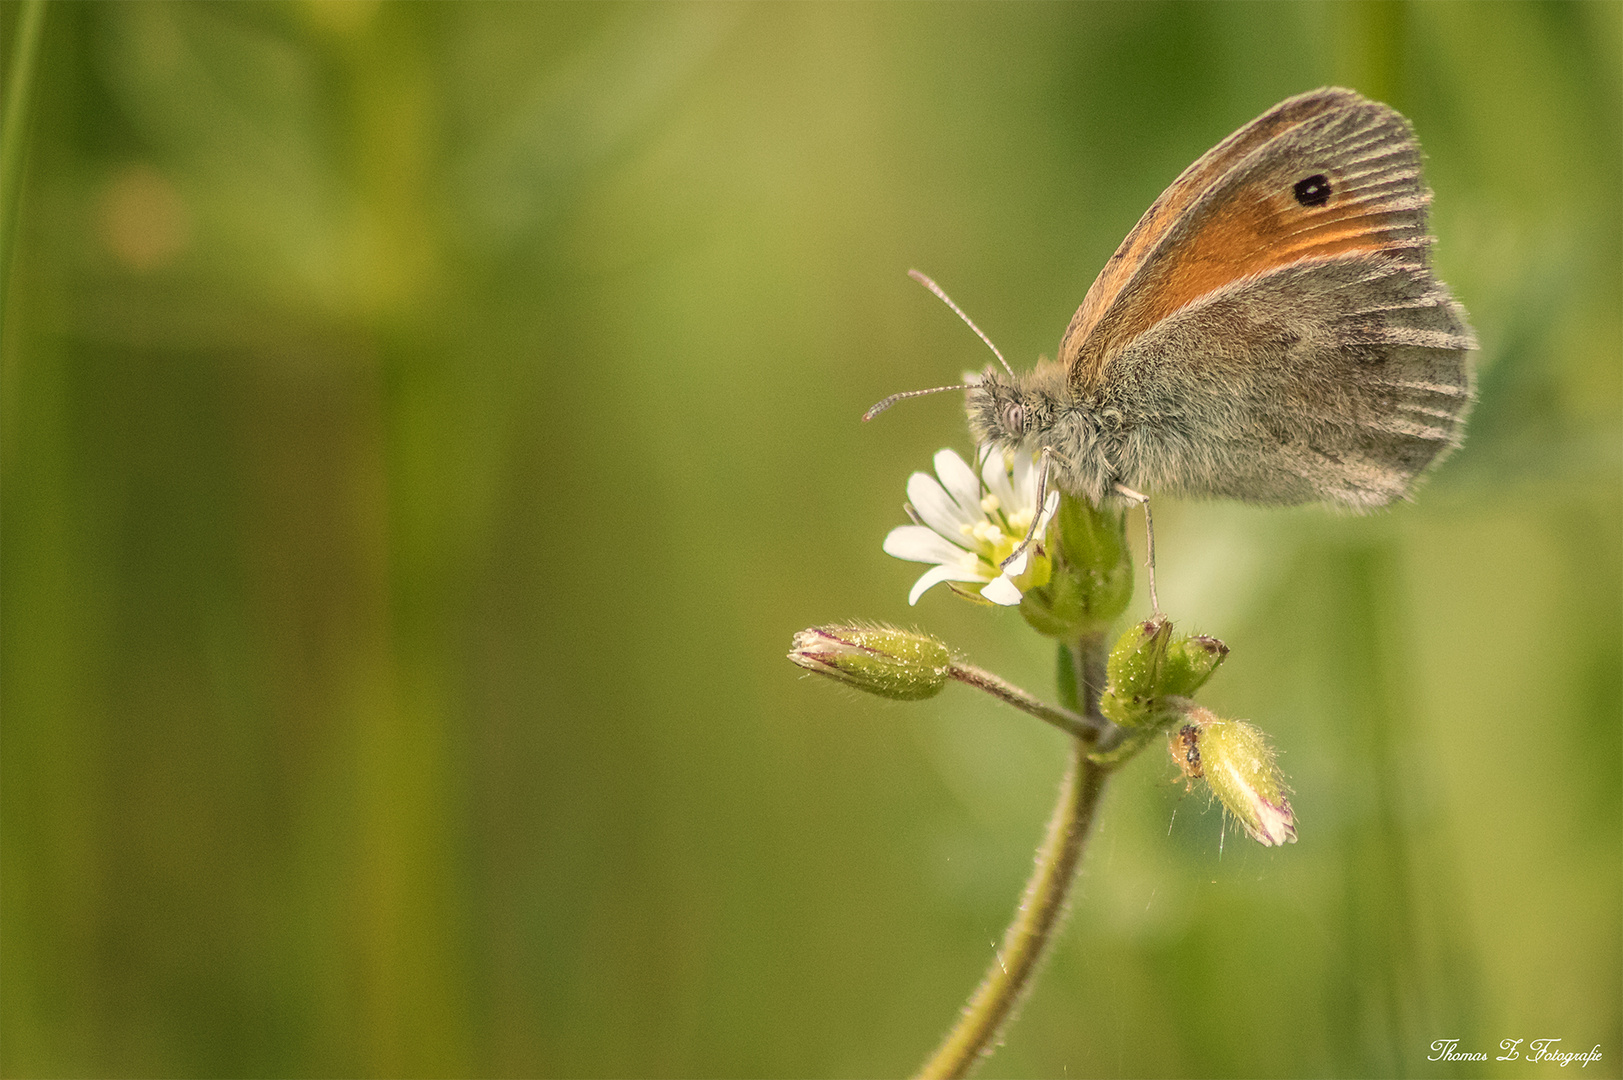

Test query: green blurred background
[2,2,1618,1077]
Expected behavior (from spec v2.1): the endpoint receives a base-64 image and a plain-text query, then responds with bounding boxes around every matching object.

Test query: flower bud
[787,625,951,701]
[1174,707,1296,846]
[1159,634,1229,697]
[1100,621,1230,728]
[1099,618,1172,727]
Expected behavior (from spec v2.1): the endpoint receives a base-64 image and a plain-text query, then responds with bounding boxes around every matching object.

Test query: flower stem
[917,631,1111,1079]
[947,662,1102,743]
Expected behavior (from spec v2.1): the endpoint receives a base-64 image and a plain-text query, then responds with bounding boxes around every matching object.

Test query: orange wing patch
[1098,177,1409,356]
[1056,91,1354,383]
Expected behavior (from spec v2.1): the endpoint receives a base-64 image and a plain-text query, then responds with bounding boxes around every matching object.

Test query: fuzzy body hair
[967,251,1476,511]
[967,87,1477,511]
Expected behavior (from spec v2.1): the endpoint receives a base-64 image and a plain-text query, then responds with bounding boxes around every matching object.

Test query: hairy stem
[916,631,1110,1080]
[947,661,1102,743]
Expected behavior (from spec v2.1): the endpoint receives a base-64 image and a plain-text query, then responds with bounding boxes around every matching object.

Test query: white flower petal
[981,448,1017,510]
[933,449,984,514]
[1038,490,1060,531]
[1252,800,1298,846]
[885,444,1057,608]
[908,562,989,606]
[1009,450,1038,507]
[907,471,977,538]
[883,525,969,565]
[981,575,1024,606]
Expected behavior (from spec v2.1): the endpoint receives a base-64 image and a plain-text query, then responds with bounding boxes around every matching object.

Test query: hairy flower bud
[1100,620,1230,728]
[1159,634,1229,697]
[787,625,951,701]
[1099,618,1172,727]
[1173,707,1297,846]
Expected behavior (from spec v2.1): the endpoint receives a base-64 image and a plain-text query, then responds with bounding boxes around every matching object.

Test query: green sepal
[1186,713,1297,846]
[1099,618,1171,727]
[1056,493,1134,625]
[1018,561,1089,638]
[1159,634,1229,697]
[1100,620,1230,729]
[1056,493,1128,582]
[1018,494,1133,638]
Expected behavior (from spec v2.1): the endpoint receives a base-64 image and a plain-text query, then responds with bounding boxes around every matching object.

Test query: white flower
[883,448,1061,606]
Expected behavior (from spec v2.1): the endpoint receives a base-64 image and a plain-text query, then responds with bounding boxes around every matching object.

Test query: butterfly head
[965,362,1067,453]
[965,361,1121,503]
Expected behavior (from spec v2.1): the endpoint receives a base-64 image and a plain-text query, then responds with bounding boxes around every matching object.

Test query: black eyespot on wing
[1292,173,1332,207]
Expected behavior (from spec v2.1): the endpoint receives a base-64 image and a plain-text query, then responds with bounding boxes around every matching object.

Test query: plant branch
[917,631,1111,1079]
[947,661,1104,743]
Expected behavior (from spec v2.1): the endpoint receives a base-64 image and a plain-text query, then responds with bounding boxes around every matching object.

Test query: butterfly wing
[1100,253,1475,507]
[1062,87,1475,507]
[1058,88,1372,386]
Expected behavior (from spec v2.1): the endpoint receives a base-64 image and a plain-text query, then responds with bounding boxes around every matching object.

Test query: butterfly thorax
[965,363,1122,505]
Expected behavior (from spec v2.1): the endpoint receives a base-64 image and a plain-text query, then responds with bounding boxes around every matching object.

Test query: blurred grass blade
[459,3,735,250]
[0,0,47,330]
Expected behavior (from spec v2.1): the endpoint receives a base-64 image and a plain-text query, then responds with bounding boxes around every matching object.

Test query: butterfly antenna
[862,383,968,421]
[909,269,1015,378]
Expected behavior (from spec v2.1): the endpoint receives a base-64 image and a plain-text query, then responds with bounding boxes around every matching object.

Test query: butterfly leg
[1113,484,1161,616]
[998,447,1061,577]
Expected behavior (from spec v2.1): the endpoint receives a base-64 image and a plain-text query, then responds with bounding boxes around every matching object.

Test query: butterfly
[872,87,1476,526]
